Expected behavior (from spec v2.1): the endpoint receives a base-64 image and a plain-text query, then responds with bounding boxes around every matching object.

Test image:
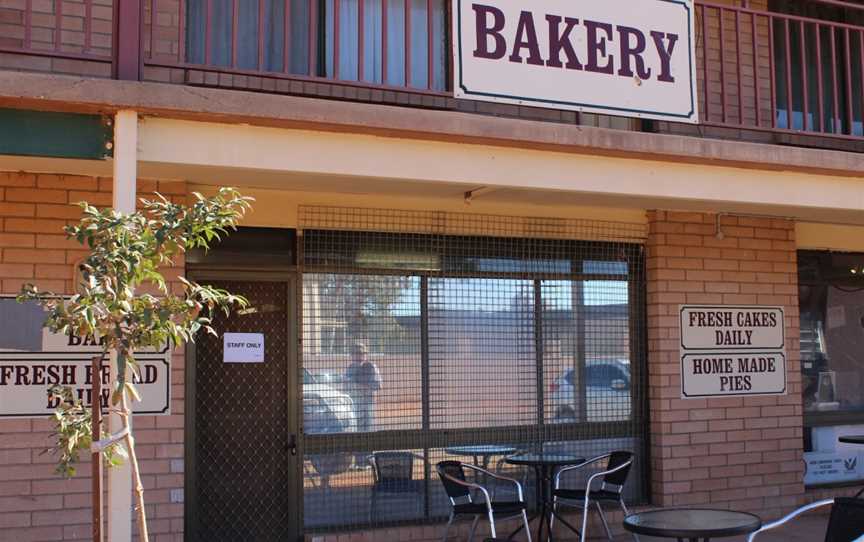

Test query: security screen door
[188,277,301,542]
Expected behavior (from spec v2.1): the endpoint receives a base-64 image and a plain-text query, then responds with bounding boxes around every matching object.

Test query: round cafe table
[445,445,518,470]
[838,435,864,498]
[504,452,585,542]
[623,508,762,542]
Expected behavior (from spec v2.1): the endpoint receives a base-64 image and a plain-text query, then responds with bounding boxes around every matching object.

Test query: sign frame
[0,295,172,418]
[452,0,699,122]
[679,304,787,399]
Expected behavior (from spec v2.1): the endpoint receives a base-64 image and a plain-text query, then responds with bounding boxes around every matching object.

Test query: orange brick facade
[0,173,186,542]
[646,211,806,518]
[0,177,854,542]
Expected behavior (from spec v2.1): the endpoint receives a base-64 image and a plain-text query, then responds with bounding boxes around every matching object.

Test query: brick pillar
[646,211,805,518]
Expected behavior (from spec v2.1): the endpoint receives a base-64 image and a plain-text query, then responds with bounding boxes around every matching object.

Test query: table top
[504,453,585,467]
[839,435,864,445]
[445,445,518,456]
[623,509,762,538]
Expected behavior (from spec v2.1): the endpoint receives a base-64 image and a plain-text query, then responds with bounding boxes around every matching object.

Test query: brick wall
[0,171,185,542]
[646,210,805,518]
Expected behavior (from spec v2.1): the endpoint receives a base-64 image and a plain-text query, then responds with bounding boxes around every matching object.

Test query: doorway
[186,276,302,542]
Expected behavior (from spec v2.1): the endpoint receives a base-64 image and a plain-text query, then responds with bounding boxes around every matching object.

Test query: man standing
[345,342,382,467]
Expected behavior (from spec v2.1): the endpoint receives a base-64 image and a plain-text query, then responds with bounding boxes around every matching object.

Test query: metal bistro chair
[436,460,532,542]
[550,451,637,542]
[747,497,864,542]
[369,451,425,523]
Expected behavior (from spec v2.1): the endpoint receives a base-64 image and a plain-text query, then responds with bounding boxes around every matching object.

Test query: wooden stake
[92,356,104,542]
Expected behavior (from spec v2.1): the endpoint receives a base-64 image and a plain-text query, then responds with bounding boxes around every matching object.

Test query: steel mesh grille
[299,206,648,534]
[192,280,290,542]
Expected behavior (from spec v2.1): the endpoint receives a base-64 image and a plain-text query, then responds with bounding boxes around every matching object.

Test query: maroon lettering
[617,25,651,79]
[0,365,12,386]
[15,365,30,385]
[62,364,76,385]
[31,365,45,386]
[545,15,582,70]
[584,20,615,74]
[651,30,678,82]
[472,4,507,60]
[508,11,544,65]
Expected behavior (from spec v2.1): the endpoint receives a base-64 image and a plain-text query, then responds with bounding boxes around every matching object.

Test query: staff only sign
[679,305,787,398]
[0,297,170,418]
[453,0,697,122]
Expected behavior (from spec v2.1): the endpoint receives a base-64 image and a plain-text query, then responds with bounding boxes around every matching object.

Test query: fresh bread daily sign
[680,305,787,398]
[453,0,697,122]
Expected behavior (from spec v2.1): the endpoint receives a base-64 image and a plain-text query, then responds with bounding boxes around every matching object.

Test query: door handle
[288,434,297,456]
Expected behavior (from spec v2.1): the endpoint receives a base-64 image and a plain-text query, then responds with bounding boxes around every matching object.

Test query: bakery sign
[0,297,171,418]
[453,0,698,122]
[680,305,787,398]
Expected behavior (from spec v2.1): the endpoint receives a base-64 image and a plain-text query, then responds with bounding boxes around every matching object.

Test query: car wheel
[555,406,577,422]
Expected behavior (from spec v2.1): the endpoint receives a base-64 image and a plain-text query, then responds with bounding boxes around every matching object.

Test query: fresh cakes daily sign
[680,305,787,398]
[453,0,697,122]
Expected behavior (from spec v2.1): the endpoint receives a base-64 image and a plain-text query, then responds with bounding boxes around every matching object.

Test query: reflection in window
[799,251,864,414]
[543,280,632,423]
[302,273,422,434]
[429,278,537,429]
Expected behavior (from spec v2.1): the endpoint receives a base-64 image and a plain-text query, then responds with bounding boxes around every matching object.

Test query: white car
[549,359,632,422]
[303,369,357,435]
[303,369,358,477]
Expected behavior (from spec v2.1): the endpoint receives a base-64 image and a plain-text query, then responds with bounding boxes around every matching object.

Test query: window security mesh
[299,206,648,533]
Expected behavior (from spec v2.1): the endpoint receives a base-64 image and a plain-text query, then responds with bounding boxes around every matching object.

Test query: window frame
[300,231,649,530]
[799,249,864,428]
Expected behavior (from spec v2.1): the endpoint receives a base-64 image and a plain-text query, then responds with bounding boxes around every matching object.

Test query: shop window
[299,222,647,532]
[185,0,447,90]
[799,251,864,417]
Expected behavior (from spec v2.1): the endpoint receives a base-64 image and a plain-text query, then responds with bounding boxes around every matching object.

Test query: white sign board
[223,333,265,364]
[0,297,171,418]
[0,357,170,418]
[679,305,787,398]
[453,0,698,122]
[804,451,863,486]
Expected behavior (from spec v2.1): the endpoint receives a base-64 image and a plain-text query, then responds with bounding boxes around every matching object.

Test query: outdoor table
[839,435,864,498]
[445,445,518,470]
[504,452,585,542]
[623,508,762,542]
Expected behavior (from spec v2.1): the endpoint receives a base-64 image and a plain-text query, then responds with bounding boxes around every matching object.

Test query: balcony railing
[1,0,863,141]
[697,0,864,139]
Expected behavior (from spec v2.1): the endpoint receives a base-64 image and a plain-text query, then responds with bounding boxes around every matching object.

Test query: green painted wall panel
[0,108,112,160]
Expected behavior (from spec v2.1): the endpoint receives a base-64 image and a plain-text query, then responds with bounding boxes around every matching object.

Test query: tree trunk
[121,391,149,542]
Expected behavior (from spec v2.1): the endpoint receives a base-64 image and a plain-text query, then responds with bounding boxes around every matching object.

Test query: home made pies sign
[680,305,787,398]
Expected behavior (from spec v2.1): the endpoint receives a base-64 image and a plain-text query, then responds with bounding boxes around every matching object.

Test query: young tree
[18,187,253,542]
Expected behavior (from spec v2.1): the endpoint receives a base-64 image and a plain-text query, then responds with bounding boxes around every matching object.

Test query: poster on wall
[0,297,171,418]
[452,0,698,122]
[804,451,863,485]
[679,305,787,398]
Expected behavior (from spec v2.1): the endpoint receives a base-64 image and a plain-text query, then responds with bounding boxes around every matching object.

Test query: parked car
[549,359,632,422]
[303,369,357,477]
[303,368,356,434]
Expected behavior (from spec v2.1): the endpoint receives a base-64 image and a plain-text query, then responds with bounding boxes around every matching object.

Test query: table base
[507,464,580,542]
